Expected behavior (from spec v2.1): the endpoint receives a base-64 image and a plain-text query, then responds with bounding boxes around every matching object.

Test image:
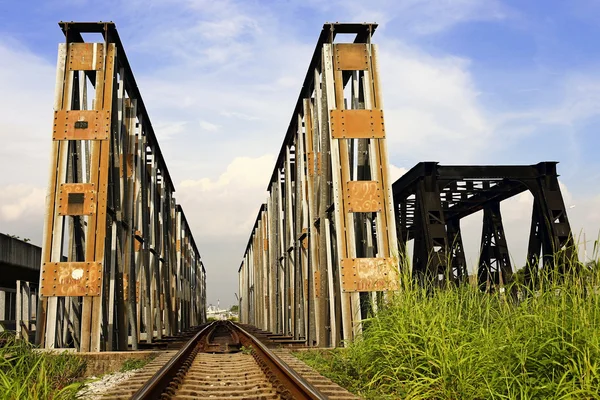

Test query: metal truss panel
[330,109,385,139]
[334,44,369,71]
[68,43,104,71]
[340,258,400,292]
[40,262,103,297]
[345,180,382,212]
[53,110,111,141]
[58,183,96,216]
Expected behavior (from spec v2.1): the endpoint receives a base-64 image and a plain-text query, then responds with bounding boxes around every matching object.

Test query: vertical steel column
[477,202,512,290]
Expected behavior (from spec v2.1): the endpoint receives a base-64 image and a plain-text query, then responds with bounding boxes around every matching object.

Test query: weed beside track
[0,333,86,399]
[296,255,600,399]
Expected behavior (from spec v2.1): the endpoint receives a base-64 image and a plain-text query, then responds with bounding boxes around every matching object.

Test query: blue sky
[0,0,599,306]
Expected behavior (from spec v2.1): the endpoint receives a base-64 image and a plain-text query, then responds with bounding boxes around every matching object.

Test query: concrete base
[33,350,162,377]
[79,351,161,377]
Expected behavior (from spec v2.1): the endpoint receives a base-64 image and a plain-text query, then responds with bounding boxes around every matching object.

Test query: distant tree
[6,234,31,243]
[230,305,239,313]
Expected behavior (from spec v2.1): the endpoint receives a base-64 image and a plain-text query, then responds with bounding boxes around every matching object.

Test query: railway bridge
[237,23,576,347]
[27,21,575,354]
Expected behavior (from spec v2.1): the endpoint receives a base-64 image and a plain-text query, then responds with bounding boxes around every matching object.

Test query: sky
[0,0,599,308]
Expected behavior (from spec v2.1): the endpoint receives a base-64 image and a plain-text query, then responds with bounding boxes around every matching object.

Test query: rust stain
[53,110,111,141]
[68,43,104,71]
[330,109,385,139]
[58,183,96,216]
[345,180,382,213]
[40,262,103,297]
[334,44,369,71]
[340,258,400,292]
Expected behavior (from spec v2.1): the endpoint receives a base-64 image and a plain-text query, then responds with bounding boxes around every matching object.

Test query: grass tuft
[296,248,600,399]
[120,355,155,372]
[0,333,86,399]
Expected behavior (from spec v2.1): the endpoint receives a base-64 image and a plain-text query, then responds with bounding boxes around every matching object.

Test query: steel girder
[37,22,206,351]
[392,162,576,289]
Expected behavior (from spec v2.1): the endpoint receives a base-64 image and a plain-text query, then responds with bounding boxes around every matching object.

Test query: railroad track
[109,320,328,400]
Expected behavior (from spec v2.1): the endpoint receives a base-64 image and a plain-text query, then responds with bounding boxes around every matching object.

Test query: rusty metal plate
[120,153,134,178]
[334,44,369,71]
[307,152,315,176]
[123,278,140,302]
[307,152,322,176]
[340,258,400,292]
[53,110,111,141]
[68,43,104,71]
[301,228,308,249]
[317,154,322,175]
[345,181,382,213]
[314,271,321,298]
[330,109,385,139]
[134,230,142,252]
[40,262,103,297]
[58,183,96,216]
[264,239,268,251]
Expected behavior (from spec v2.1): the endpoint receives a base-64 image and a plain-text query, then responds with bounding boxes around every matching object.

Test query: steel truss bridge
[32,21,575,352]
[238,23,576,347]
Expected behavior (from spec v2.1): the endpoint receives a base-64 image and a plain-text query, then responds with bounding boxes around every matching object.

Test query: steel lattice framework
[238,23,399,347]
[37,22,206,352]
[392,162,576,289]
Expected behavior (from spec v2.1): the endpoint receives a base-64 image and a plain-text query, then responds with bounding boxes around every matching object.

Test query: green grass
[0,333,86,399]
[295,250,600,399]
[120,354,155,372]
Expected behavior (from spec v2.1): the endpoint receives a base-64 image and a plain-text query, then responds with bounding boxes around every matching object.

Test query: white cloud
[0,41,55,186]
[152,120,187,141]
[199,120,220,132]
[302,0,508,34]
[389,164,408,182]
[0,184,45,222]
[177,154,274,238]
[380,42,491,163]
[0,184,45,245]
[543,74,600,126]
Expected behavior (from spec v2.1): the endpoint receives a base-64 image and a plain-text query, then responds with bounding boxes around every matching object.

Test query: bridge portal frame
[37,22,206,352]
[239,23,399,347]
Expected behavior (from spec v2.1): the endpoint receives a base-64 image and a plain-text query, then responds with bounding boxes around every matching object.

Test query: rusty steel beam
[239,23,399,347]
[36,22,206,351]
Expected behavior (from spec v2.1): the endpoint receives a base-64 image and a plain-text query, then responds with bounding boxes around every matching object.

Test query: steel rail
[131,321,325,400]
[131,322,215,400]
[234,322,326,400]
